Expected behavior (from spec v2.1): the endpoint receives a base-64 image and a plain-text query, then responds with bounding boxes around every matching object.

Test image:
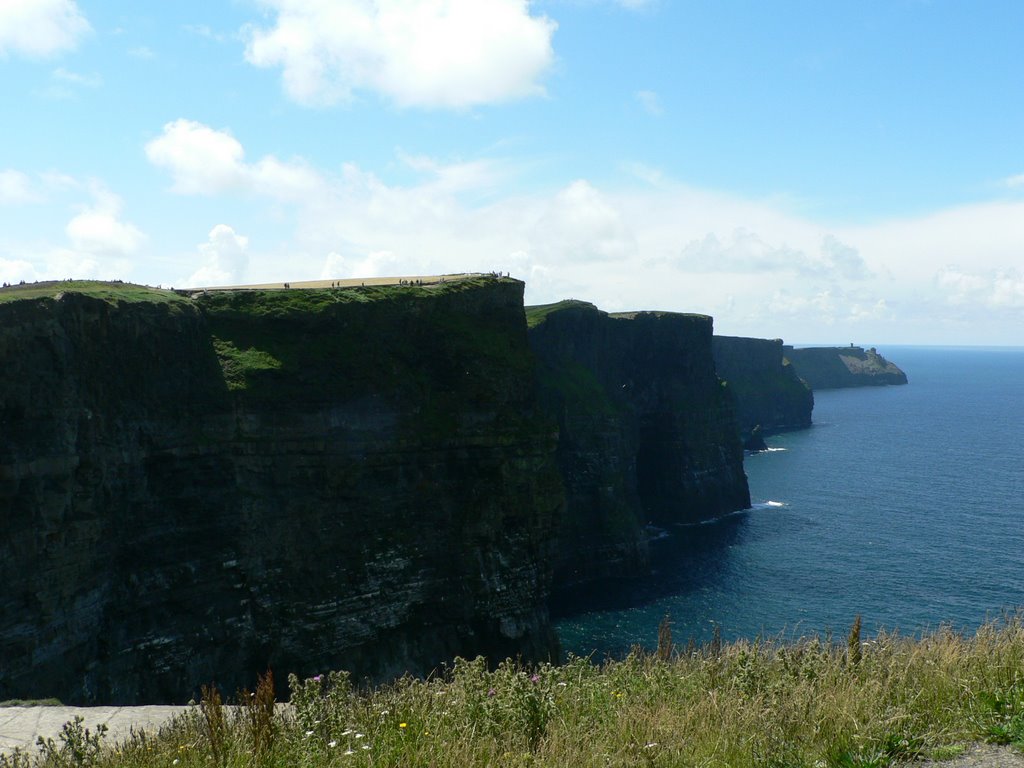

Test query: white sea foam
[751,500,786,510]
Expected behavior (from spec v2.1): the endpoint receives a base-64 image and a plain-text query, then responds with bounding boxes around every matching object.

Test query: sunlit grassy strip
[0,280,186,305]
[7,617,1024,768]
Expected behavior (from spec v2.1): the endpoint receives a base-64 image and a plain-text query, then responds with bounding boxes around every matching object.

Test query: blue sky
[2,0,1023,345]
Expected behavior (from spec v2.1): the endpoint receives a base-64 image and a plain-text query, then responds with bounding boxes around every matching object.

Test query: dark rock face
[527,302,751,589]
[712,336,814,435]
[0,280,563,704]
[784,346,908,389]
[743,425,768,453]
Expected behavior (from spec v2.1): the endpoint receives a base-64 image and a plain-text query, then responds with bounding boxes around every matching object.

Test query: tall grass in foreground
[5,616,1024,768]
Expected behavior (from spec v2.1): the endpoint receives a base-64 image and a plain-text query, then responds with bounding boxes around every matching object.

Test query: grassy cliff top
[0,275,515,311]
[525,300,710,330]
[525,299,600,328]
[195,275,516,317]
[608,310,710,321]
[0,280,187,306]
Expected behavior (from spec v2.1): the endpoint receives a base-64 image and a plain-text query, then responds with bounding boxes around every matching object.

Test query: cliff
[783,345,908,389]
[712,336,814,435]
[0,278,563,705]
[527,301,750,589]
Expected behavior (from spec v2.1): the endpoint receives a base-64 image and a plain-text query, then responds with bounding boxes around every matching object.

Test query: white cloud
[530,180,637,262]
[0,0,90,57]
[52,67,102,87]
[145,121,1024,344]
[127,46,155,59]
[634,89,662,116]
[66,185,145,255]
[320,249,404,280]
[185,225,250,287]
[673,230,868,279]
[936,266,1024,309]
[1004,173,1024,189]
[145,119,323,199]
[0,170,40,203]
[243,0,557,108]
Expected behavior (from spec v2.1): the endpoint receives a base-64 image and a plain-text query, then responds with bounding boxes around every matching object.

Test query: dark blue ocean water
[555,346,1024,656]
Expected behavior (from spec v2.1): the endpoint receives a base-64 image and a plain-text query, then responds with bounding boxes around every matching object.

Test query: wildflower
[644,742,658,749]
[361,744,370,750]
[304,730,314,738]
[328,740,337,748]
[313,674,323,683]
[173,761,179,766]
[399,723,407,729]
[355,733,365,739]
[344,748,355,756]
[341,729,354,736]
[557,682,567,687]
[487,688,496,697]
[530,674,540,683]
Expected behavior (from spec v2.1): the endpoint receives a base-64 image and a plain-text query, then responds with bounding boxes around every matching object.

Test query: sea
[554,346,1024,657]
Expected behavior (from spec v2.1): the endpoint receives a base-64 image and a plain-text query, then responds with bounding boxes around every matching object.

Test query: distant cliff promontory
[784,345,908,389]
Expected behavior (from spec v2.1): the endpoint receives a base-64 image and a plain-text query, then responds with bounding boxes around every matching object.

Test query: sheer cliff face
[712,336,814,434]
[527,302,751,589]
[0,280,562,704]
[783,346,908,390]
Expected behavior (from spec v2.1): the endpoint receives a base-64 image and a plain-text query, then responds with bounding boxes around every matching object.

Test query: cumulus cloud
[0,0,90,57]
[185,225,250,287]
[530,180,637,262]
[243,0,557,108]
[145,119,324,199]
[66,186,145,256]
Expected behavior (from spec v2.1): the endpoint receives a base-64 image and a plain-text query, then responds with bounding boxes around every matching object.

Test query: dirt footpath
[0,706,187,757]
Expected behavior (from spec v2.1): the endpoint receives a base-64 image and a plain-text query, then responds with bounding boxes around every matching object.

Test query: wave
[751,500,786,510]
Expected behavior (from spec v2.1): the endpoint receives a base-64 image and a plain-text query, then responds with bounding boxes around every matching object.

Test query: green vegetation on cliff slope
[197,278,530,403]
[7,617,1024,768]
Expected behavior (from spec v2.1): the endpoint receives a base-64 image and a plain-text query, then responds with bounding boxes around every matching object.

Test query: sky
[1,0,1023,346]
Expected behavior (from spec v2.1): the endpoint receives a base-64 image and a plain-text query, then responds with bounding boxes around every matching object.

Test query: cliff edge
[0,278,563,704]
[712,335,814,436]
[527,301,751,589]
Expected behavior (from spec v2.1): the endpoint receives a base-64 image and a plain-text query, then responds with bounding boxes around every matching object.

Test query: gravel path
[0,706,187,757]
[911,744,1024,767]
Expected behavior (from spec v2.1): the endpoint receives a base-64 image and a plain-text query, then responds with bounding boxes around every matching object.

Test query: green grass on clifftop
[6,616,1024,768]
[525,299,598,328]
[0,281,187,306]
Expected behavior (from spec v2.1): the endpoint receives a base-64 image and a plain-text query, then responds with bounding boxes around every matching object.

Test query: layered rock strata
[0,278,563,704]
[527,301,751,590]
